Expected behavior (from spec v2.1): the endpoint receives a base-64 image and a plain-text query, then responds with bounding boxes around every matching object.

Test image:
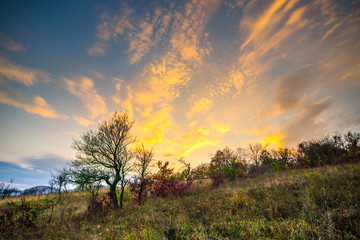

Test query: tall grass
[1,163,360,239]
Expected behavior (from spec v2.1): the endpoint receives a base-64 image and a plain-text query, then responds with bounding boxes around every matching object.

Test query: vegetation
[72,112,136,209]
[1,163,359,239]
[1,111,359,239]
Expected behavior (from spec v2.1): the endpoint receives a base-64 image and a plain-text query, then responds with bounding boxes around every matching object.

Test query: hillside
[1,163,359,239]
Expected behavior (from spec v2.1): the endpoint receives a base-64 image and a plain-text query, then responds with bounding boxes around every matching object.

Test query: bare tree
[178,157,192,185]
[48,167,72,222]
[0,179,18,199]
[134,143,154,204]
[72,112,136,209]
[248,143,265,167]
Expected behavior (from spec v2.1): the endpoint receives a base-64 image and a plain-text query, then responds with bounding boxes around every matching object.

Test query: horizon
[1,0,359,188]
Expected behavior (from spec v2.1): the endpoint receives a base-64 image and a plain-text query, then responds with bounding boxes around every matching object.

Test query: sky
[0,0,359,189]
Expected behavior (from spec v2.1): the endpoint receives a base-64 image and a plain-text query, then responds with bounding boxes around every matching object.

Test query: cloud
[212,123,231,134]
[127,20,155,64]
[88,5,133,56]
[0,56,50,87]
[87,41,109,56]
[63,76,107,119]
[281,97,333,146]
[176,127,220,157]
[72,116,95,126]
[258,66,321,120]
[134,105,173,144]
[260,133,284,150]
[0,181,32,189]
[0,90,63,119]
[245,125,270,136]
[187,97,214,118]
[0,154,68,188]
[0,33,26,52]
[89,70,105,80]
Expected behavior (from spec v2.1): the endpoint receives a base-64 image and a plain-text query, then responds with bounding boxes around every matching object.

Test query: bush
[0,198,50,238]
[210,170,226,187]
[152,161,189,198]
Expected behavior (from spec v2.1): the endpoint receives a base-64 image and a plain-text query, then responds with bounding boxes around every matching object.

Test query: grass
[2,163,360,239]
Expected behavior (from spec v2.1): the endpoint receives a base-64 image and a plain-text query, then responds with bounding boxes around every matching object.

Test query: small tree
[0,179,18,199]
[48,167,72,222]
[209,147,247,182]
[192,163,210,179]
[177,158,192,186]
[248,143,266,174]
[70,165,102,209]
[72,112,136,209]
[132,143,154,204]
[119,149,133,209]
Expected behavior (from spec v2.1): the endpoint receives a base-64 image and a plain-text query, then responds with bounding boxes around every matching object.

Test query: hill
[1,163,359,239]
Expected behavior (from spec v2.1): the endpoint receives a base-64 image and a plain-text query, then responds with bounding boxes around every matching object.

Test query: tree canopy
[72,112,136,208]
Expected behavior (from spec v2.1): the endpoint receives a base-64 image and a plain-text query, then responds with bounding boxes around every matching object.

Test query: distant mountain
[22,185,52,195]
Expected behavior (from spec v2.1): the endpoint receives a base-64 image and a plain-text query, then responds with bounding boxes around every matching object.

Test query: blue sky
[0,0,359,189]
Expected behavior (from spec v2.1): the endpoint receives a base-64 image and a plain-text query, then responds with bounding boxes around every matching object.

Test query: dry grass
[2,163,360,239]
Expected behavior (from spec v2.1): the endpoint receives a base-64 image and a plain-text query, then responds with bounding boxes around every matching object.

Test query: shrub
[210,170,225,187]
[0,198,50,238]
[232,191,251,209]
[128,177,153,203]
[152,161,188,198]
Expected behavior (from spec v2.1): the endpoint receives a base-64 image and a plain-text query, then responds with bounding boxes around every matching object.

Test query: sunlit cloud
[1,0,359,188]
[72,116,95,127]
[0,90,63,119]
[63,76,107,119]
[260,133,284,150]
[187,97,214,118]
[88,5,134,57]
[0,56,50,87]
[245,125,270,136]
[0,33,26,52]
[212,122,231,134]
[134,106,173,144]
[175,127,220,158]
[127,20,155,64]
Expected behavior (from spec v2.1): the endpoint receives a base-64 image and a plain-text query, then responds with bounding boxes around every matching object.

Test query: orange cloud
[72,116,95,126]
[187,97,214,118]
[260,133,284,150]
[246,125,270,136]
[134,106,173,144]
[63,76,107,119]
[241,0,288,49]
[0,57,50,87]
[212,123,231,134]
[0,90,62,119]
[168,126,220,158]
[128,20,154,64]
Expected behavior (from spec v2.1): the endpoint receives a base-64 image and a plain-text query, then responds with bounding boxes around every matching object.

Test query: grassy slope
[5,163,360,240]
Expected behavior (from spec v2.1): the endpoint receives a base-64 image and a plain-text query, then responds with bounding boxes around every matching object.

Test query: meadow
[1,162,359,239]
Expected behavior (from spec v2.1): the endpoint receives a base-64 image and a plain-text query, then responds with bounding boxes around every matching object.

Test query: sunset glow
[0,0,359,188]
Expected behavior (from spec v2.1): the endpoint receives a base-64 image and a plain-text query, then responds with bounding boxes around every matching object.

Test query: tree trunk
[109,184,118,209]
[120,184,125,209]
[138,181,144,204]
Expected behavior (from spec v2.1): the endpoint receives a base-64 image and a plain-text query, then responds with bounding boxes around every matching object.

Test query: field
[1,163,360,239]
